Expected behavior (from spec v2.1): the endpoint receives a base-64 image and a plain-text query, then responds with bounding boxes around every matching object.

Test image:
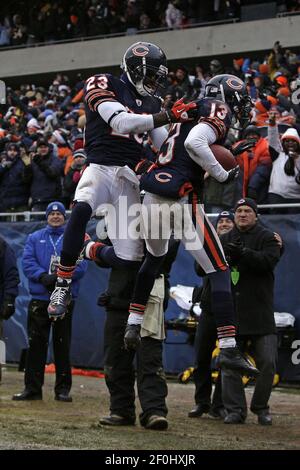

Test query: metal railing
[0,203,300,222]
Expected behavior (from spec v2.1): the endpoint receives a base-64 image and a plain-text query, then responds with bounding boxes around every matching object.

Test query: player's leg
[181,193,259,376]
[82,168,144,269]
[124,192,173,350]
[48,165,111,318]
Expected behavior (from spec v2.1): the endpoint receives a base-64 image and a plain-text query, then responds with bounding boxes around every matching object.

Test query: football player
[48,41,194,319]
[123,74,258,376]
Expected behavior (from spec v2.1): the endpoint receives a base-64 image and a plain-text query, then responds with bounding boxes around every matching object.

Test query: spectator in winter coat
[234,126,272,203]
[268,114,300,210]
[165,1,182,29]
[220,197,281,425]
[12,201,87,401]
[0,143,30,213]
[63,149,87,208]
[23,137,64,212]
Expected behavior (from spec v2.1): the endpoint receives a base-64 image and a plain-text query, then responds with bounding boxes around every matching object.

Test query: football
[210,144,237,171]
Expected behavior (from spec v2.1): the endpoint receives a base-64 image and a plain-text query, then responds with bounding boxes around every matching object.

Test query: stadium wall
[1,16,300,81]
[1,215,300,381]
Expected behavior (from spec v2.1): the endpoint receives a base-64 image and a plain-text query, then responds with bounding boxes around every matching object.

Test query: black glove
[0,296,15,320]
[33,153,42,164]
[284,157,295,176]
[134,159,157,176]
[39,273,57,289]
[97,292,111,307]
[220,166,239,185]
[225,241,245,263]
[231,138,257,156]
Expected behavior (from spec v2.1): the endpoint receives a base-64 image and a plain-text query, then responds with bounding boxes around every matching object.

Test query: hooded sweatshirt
[268,126,300,198]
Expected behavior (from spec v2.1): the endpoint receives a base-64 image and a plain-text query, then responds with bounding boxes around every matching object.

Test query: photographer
[63,149,87,207]
[23,137,64,212]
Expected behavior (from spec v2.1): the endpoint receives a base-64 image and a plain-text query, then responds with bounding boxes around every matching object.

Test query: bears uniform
[140,98,232,199]
[48,41,195,320]
[84,73,161,169]
[48,41,184,320]
[124,73,261,383]
[139,97,233,270]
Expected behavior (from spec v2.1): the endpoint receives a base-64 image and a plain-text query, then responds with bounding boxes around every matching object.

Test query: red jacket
[236,137,272,198]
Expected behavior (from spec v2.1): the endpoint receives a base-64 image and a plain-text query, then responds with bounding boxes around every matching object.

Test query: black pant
[193,310,223,411]
[104,308,168,425]
[25,299,73,395]
[222,334,278,419]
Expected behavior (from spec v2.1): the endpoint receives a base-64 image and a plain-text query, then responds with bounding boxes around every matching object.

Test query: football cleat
[47,278,71,320]
[218,347,260,377]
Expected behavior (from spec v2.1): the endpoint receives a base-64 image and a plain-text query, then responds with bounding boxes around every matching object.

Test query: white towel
[141,275,165,340]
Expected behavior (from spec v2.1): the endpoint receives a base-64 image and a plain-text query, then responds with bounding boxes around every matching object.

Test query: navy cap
[234,197,257,214]
[216,211,235,224]
[46,201,66,219]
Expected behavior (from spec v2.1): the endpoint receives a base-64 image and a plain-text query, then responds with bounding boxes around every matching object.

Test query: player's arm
[97,100,195,134]
[184,122,229,182]
[148,126,168,150]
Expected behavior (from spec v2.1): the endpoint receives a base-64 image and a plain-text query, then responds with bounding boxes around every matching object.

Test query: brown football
[210,144,237,171]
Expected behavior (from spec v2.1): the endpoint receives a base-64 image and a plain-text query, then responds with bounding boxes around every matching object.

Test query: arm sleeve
[149,126,168,151]
[268,124,282,160]
[22,235,46,282]
[184,122,228,182]
[98,101,154,134]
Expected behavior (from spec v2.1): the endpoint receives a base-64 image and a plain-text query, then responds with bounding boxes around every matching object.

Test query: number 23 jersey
[84,73,161,169]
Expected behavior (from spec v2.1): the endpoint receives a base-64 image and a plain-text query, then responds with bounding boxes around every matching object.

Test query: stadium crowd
[0,40,300,215]
[1,1,300,48]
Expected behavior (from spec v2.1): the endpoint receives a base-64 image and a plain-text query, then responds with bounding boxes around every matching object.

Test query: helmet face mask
[205,74,253,128]
[121,42,168,97]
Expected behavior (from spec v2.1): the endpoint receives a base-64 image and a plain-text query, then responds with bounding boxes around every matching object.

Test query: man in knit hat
[12,201,88,402]
[219,197,282,425]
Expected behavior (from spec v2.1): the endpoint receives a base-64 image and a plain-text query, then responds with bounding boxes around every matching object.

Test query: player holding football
[48,42,194,319]
[91,73,258,376]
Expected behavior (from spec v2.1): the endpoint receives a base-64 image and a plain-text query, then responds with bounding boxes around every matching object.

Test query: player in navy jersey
[48,41,195,319]
[122,74,259,376]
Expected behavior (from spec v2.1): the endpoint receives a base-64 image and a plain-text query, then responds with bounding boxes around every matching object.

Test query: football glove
[220,166,239,184]
[166,98,197,122]
[231,138,257,156]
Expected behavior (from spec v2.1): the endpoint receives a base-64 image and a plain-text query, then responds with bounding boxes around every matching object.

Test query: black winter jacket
[220,223,281,335]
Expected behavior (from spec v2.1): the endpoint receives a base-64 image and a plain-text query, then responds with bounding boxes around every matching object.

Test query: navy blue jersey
[84,73,161,169]
[140,98,233,198]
